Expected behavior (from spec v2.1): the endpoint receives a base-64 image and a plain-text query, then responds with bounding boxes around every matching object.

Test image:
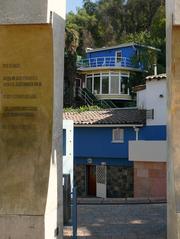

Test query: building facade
[64,74,167,199]
[64,109,146,198]
[130,73,167,198]
[76,43,159,107]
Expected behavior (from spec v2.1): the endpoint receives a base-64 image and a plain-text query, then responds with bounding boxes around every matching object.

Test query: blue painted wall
[86,46,136,60]
[139,125,166,140]
[75,157,133,166]
[74,125,166,161]
[74,127,135,158]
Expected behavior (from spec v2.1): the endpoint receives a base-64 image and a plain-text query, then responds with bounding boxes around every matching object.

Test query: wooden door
[87,165,96,196]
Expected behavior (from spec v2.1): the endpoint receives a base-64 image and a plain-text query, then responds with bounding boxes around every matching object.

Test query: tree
[150,4,166,72]
[64,27,79,107]
[83,0,97,16]
[125,0,163,34]
[64,0,166,105]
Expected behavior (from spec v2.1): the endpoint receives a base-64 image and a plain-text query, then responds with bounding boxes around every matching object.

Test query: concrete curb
[77,197,167,205]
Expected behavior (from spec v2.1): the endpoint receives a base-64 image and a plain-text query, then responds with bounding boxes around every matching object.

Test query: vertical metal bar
[72,187,77,239]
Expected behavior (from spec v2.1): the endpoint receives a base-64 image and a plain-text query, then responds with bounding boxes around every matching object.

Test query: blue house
[76,43,160,107]
[64,74,167,199]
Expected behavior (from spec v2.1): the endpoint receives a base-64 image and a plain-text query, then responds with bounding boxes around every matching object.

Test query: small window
[116,51,122,63]
[112,128,124,143]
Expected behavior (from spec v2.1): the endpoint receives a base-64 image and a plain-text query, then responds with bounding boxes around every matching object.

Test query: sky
[66,0,83,13]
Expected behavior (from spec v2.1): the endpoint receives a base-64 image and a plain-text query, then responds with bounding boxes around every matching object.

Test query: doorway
[87,165,96,196]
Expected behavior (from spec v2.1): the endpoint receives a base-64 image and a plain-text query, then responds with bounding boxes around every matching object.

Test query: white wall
[137,79,167,126]
[129,140,167,162]
[45,1,66,238]
[63,120,74,190]
[137,88,146,109]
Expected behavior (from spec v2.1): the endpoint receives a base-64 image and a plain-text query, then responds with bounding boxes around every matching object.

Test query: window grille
[112,128,124,143]
[96,166,106,184]
[146,109,154,120]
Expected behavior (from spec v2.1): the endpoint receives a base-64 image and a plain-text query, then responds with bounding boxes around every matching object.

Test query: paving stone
[64,203,167,239]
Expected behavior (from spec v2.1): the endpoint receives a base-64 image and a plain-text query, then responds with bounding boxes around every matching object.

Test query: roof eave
[86,42,160,53]
[74,124,144,128]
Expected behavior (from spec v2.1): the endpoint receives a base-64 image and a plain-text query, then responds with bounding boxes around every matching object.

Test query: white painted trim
[92,73,94,93]
[119,72,121,94]
[109,71,111,94]
[115,50,122,64]
[111,141,124,143]
[134,127,140,141]
[85,75,87,89]
[112,128,124,143]
[84,71,131,97]
[63,120,74,189]
[78,66,144,73]
[100,72,102,94]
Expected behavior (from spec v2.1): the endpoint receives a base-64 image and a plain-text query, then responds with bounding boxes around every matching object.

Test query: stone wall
[134,162,167,199]
[74,165,86,197]
[107,166,133,198]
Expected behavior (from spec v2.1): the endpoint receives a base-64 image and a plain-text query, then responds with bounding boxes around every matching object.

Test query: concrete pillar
[0,0,65,238]
[166,0,180,238]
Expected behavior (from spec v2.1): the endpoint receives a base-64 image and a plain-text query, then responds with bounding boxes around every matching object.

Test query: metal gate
[96,165,107,198]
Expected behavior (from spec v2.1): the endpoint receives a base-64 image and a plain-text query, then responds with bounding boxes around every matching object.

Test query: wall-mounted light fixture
[87,158,93,164]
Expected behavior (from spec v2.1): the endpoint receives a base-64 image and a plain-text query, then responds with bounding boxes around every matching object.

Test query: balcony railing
[77,57,134,69]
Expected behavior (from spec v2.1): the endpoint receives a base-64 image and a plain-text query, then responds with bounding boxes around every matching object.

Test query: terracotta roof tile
[133,84,146,92]
[146,73,166,81]
[63,109,146,125]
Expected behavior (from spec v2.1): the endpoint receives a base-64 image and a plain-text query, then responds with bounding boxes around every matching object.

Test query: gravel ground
[64,203,167,239]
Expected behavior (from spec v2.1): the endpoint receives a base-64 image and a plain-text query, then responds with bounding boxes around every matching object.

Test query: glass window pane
[94,77,100,94]
[102,75,109,94]
[116,51,122,63]
[121,76,128,94]
[111,75,119,94]
[87,77,92,92]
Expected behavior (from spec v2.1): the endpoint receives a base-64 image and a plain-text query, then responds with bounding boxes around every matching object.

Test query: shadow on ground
[64,203,167,239]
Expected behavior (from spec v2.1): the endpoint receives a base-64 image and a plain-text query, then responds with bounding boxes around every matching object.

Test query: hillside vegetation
[64,0,165,106]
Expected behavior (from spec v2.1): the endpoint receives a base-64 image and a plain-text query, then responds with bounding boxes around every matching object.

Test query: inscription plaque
[0,24,53,214]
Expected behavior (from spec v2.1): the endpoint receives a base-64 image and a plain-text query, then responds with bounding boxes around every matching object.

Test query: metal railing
[78,87,95,106]
[146,109,154,120]
[78,87,116,108]
[77,56,133,68]
[72,187,77,239]
[63,174,77,239]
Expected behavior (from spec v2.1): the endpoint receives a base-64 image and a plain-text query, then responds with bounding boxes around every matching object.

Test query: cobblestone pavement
[64,203,167,239]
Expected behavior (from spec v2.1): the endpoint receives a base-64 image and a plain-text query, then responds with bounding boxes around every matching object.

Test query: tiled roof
[146,73,166,81]
[63,109,146,126]
[133,84,146,92]
[86,42,160,53]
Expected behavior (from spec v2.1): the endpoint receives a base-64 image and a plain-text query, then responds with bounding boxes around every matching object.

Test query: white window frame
[86,75,93,93]
[110,72,120,95]
[85,71,130,96]
[115,50,122,64]
[101,73,109,95]
[93,73,101,95]
[112,128,124,143]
